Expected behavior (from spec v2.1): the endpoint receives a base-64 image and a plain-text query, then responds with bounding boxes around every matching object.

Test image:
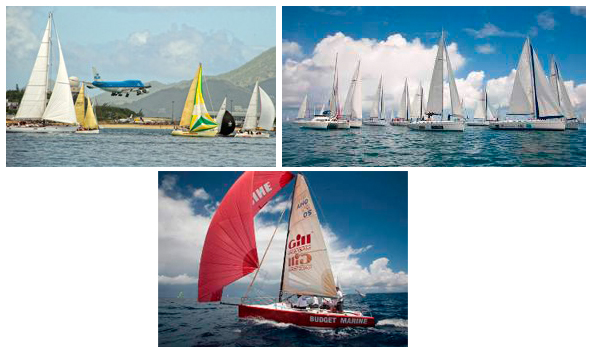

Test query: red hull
[238,304,375,328]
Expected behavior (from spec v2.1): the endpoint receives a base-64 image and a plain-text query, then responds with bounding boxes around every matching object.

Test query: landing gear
[111,92,116,96]
[136,91,142,96]
[125,93,130,97]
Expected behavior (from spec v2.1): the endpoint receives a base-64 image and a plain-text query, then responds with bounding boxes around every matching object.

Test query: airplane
[86,67,151,97]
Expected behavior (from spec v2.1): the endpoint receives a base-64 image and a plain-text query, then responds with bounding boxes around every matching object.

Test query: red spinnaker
[198,171,294,302]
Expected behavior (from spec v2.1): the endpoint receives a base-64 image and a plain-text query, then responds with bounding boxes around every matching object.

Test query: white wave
[249,318,294,329]
[376,318,408,327]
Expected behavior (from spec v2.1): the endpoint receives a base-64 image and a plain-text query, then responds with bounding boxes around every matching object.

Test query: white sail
[15,15,52,120]
[343,60,362,120]
[369,76,383,120]
[257,86,275,130]
[550,57,575,120]
[399,79,411,120]
[297,95,308,119]
[281,174,338,298]
[242,81,259,130]
[318,103,325,116]
[426,35,445,116]
[445,46,463,117]
[215,97,227,123]
[508,39,535,116]
[329,55,339,118]
[410,83,425,120]
[531,49,562,118]
[473,89,486,120]
[42,37,77,124]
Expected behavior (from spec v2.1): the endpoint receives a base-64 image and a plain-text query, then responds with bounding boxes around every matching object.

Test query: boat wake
[376,318,408,328]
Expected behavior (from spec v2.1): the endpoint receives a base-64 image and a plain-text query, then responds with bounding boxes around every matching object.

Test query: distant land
[94,47,276,118]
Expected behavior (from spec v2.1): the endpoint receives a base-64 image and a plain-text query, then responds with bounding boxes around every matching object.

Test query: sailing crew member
[310,296,319,309]
[320,298,331,310]
[295,294,308,309]
[335,286,344,312]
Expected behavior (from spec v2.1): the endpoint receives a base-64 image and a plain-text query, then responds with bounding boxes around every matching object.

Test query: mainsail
[550,56,575,120]
[369,76,384,121]
[258,86,275,130]
[342,60,362,121]
[280,174,338,300]
[426,32,462,118]
[198,171,294,302]
[15,14,52,120]
[410,82,425,120]
[189,64,218,132]
[329,55,340,118]
[180,70,198,128]
[473,87,496,121]
[297,95,308,120]
[242,81,260,130]
[215,97,227,123]
[399,79,411,120]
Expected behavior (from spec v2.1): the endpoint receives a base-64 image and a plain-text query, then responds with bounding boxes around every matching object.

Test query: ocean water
[6,128,275,167]
[159,293,408,347]
[282,122,586,167]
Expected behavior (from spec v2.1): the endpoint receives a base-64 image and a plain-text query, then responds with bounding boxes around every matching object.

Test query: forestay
[280,174,338,299]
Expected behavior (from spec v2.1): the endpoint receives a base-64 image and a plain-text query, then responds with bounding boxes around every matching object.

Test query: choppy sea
[159,293,408,347]
[282,122,586,167]
[6,128,275,167]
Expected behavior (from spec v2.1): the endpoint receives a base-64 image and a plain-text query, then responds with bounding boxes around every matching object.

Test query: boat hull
[363,120,387,126]
[234,132,270,138]
[171,129,218,137]
[75,129,100,134]
[300,121,329,129]
[390,120,409,126]
[238,304,375,328]
[408,120,465,131]
[328,120,350,129]
[6,125,77,133]
[566,119,579,130]
[349,119,362,128]
[466,121,489,126]
[488,119,565,131]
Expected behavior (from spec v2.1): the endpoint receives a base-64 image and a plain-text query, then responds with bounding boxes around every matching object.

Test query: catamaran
[235,81,275,138]
[198,171,375,328]
[7,13,78,133]
[171,64,219,137]
[391,78,411,126]
[408,31,465,131]
[549,56,578,130]
[467,86,496,126]
[363,75,387,126]
[489,38,565,131]
[342,60,363,128]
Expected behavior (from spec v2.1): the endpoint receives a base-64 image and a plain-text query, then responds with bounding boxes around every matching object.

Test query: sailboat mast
[441,31,444,119]
[552,57,561,107]
[46,12,53,111]
[528,39,540,119]
[278,174,299,302]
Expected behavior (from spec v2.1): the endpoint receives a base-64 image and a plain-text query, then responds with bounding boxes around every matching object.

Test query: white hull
[466,121,489,126]
[75,129,100,134]
[300,121,329,129]
[408,120,465,131]
[329,120,350,129]
[390,120,410,126]
[489,119,565,131]
[349,119,362,128]
[234,132,270,138]
[6,125,77,133]
[363,119,387,126]
[293,119,307,125]
[566,119,579,130]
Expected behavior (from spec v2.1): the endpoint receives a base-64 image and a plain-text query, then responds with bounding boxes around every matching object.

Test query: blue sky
[282,6,586,118]
[6,6,275,88]
[158,171,408,298]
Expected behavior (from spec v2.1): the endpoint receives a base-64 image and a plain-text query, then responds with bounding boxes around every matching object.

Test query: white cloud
[282,32,466,116]
[128,31,150,46]
[6,7,41,64]
[475,44,495,54]
[159,274,198,285]
[259,195,290,215]
[192,188,211,201]
[464,23,525,38]
[537,10,557,30]
[282,40,303,58]
[159,186,408,293]
[570,7,586,17]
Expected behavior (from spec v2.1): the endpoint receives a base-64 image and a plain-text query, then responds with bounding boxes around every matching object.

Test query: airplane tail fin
[92,67,102,81]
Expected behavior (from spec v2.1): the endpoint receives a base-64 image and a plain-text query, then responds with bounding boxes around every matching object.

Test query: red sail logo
[288,233,311,249]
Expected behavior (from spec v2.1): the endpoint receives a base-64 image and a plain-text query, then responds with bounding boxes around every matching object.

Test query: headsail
[258,86,275,130]
[189,64,218,132]
[75,85,86,125]
[242,81,260,130]
[84,97,98,130]
[369,76,384,120]
[445,45,463,117]
[473,88,486,120]
[42,36,77,124]
[215,97,227,123]
[399,79,411,120]
[198,171,294,302]
[550,56,575,120]
[15,14,52,120]
[410,82,425,120]
[297,95,308,119]
[342,60,362,121]
[280,174,338,300]
[329,54,340,118]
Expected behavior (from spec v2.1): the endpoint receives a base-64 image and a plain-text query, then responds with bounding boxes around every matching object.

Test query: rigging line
[203,74,215,116]
[243,189,293,299]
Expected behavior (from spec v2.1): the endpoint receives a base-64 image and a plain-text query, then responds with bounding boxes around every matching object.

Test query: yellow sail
[84,97,99,130]
[179,70,198,128]
[189,64,218,132]
[74,86,86,125]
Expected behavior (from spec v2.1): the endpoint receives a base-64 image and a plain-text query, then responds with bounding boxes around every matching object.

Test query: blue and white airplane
[86,67,151,97]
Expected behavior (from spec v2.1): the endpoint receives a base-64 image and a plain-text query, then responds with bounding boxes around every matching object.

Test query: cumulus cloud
[464,23,525,38]
[283,40,303,58]
[475,44,495,54]
[128,31,150,46]
[570,6,586,17]
[6,7,41,65]
[537,10,557,30]
[282,32,466,116]
[158,186,407,293]
[192,188,211,201]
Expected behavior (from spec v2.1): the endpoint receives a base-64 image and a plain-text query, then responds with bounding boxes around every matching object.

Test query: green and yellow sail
[186,64,217,132]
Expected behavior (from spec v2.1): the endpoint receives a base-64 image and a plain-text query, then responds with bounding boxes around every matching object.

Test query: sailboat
[299,97,334,130]
[7,13,78,133]
[235,81,275,138]
[409,82,427,123]
[198,172,375,328]
[549,56,578,130]
[177,291,184,299]
[490,38,565,131]
[343,60,363,128]
[214,97,237,136]
[408,31,465,131]
[391,78,411,126]
[467,86,496,126]
[363,75,387,126]
[74,86,100,134]
[171,63,219,137]
[327,54,350,129]
[294,95,309,125]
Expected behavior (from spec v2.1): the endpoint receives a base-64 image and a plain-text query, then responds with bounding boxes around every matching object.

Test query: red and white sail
[198,171,294,302]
